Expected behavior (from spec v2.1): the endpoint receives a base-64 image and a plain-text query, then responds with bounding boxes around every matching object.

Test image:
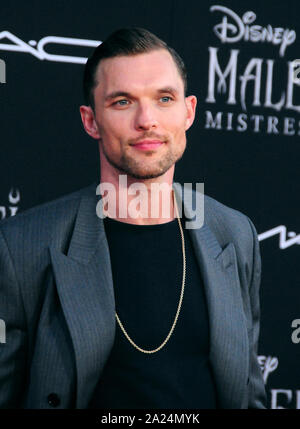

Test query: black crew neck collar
[102,215,180,231]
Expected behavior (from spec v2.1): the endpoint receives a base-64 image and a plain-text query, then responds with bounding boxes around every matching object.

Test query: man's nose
[134,103,158,130]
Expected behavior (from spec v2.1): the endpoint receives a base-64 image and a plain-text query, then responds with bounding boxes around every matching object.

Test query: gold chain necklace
[115,190,186,354]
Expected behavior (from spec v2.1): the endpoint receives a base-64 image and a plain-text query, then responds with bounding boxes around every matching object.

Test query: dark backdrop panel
[0,0,299,409]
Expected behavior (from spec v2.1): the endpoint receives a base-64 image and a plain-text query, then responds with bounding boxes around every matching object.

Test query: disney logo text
[210,5,296,57]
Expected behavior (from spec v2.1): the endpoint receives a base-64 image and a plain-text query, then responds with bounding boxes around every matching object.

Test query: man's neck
[99,173,176,225]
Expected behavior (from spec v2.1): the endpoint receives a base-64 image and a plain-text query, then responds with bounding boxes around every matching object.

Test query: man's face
[81,49,196,180]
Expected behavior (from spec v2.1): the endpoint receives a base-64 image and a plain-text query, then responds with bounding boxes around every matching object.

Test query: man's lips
[131,140,165,150]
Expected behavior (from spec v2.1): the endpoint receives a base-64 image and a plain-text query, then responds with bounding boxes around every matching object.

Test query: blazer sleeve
[0,227,27,408]
[246,217,267,409]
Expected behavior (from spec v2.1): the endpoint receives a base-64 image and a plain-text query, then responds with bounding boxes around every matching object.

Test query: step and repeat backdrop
[0,0,299,408]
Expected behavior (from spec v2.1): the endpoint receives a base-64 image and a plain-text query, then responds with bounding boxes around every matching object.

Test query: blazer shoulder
[204,192,250,222]
[202,192,257,247]
[0,183,97,251]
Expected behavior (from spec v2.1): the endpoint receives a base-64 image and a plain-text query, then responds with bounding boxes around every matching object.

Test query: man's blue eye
[161,96,172,102]
[116,100,128,105]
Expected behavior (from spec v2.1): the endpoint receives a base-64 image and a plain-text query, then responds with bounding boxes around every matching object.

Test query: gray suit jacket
[0,182,266,409]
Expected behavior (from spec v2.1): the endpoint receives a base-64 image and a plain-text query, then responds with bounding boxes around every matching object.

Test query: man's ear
[184,95,197,131]
[79,105,101,139]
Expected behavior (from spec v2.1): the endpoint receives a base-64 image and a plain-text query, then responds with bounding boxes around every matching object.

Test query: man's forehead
[94,49,183,92]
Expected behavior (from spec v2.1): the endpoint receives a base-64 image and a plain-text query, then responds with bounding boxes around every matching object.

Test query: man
[0,28,266,409]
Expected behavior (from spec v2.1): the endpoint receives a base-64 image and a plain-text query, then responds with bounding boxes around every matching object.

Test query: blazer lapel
[49,185,116,409]
[173,183,249,409]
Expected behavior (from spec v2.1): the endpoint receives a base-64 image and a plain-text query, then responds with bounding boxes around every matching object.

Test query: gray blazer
[0,182,266,409]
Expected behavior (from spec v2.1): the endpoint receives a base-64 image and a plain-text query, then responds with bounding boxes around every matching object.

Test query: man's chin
[108,160,173,180]
[102,149,181,180]
[116,164,172,180]
[121,155,182,180]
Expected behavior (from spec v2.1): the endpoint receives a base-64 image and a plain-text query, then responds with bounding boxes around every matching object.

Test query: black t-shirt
[88,214,218,409]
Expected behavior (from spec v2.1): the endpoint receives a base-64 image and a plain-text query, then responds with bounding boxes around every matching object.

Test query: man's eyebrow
[105,91,131,101]
[105,87,180,102]
[157,86,179,95]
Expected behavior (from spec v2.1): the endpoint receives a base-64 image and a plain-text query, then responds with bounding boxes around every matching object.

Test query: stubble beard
[100,141,185,180]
